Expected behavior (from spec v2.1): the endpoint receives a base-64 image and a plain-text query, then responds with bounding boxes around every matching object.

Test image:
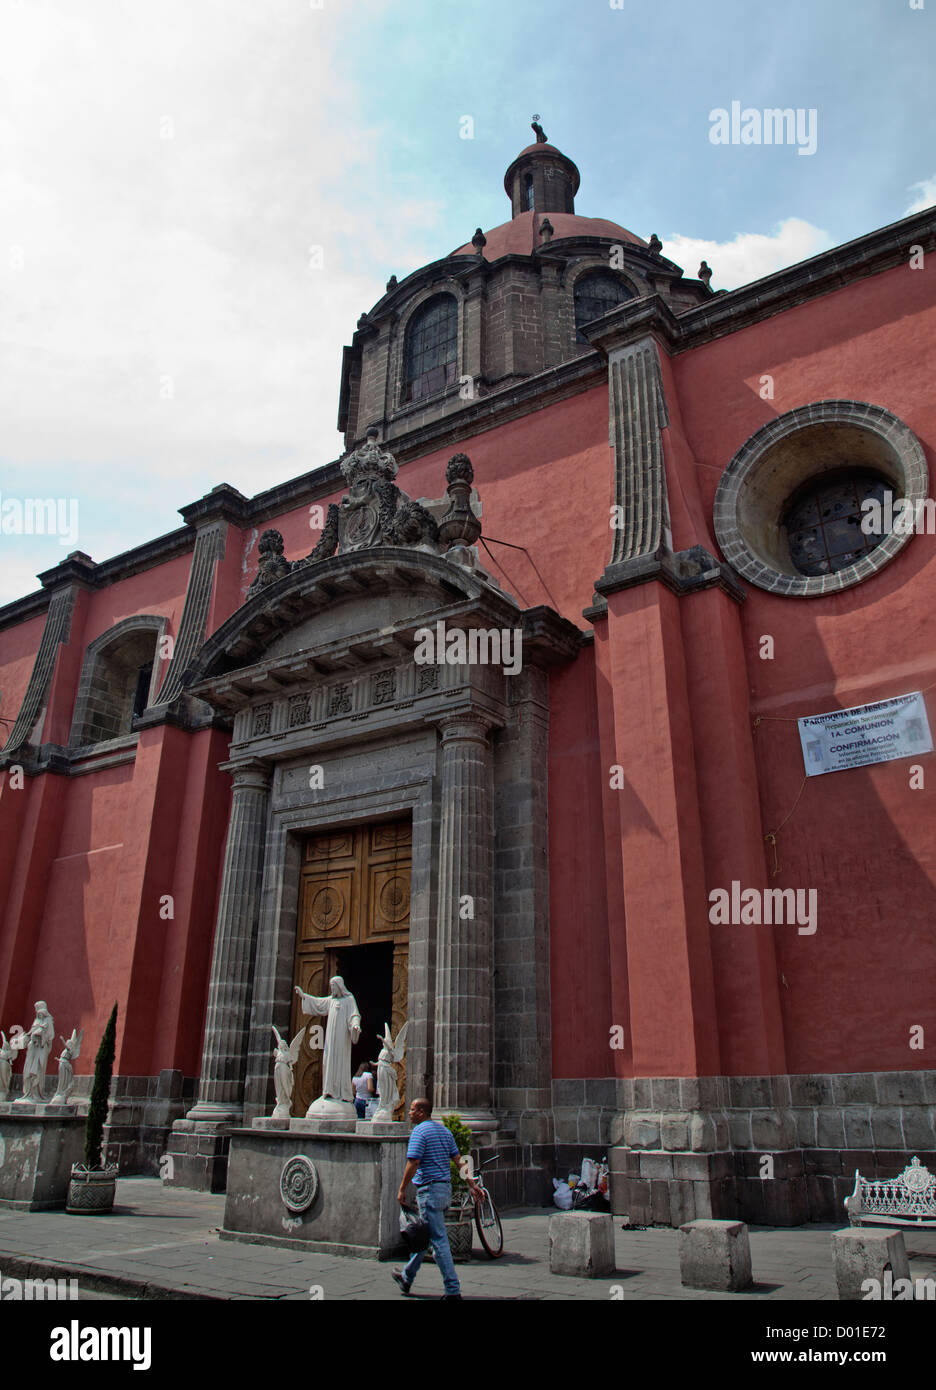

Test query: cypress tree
[84,1003,117,1170]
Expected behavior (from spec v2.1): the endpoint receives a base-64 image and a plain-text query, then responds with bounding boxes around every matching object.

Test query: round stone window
[782,470,891,577]
[714,402,929,596]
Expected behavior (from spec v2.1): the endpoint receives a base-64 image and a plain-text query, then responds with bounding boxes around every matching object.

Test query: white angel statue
[372,1020,409,1122]
[271,1024,304,1119]
[0,1031,16,1102]
[50,1028,84,1105]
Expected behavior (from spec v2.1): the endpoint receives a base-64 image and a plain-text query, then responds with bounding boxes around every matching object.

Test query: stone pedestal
[163,1119,231,1194]
[0,1112,86,1210]
[549,1212,615,1277]
[220,1122,410,1258]
[678,1218,753,1291]
[832,1227,910,1301]
[358,1120,407,1138]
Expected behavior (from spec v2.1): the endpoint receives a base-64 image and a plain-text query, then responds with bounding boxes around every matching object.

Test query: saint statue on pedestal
[50,1028,83,1105]
[15,1003,55,1103]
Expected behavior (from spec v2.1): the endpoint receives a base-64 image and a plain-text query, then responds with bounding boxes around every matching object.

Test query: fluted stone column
[187,759,272,1124]
[433,714,495,1125]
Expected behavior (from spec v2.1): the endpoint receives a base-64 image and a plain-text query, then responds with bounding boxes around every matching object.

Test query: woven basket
[66,1164,118,1214]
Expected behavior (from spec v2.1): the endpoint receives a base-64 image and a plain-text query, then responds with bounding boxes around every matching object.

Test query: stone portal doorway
[290,819,411,1117]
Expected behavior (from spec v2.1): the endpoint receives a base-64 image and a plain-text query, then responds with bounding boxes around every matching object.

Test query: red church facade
[1,134,935,1224]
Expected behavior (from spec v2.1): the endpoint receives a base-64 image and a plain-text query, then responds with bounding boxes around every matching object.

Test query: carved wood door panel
[291,820,411,1117]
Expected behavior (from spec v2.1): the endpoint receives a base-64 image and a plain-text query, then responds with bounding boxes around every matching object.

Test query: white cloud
[904,176,936,216]
[0,0,440,603]
[662,217,833,292]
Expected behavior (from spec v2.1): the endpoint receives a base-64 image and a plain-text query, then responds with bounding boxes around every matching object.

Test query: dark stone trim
[584,206,936,358]
[593,545,746,605]
[387,355,608,462]
[0,529,194,633]
[134,695,231,735]
[155,523,227,704]
[178,484,250,529]
[1,587,77,757]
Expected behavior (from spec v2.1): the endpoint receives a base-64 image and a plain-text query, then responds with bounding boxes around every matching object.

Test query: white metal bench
[846,1156,936,1228]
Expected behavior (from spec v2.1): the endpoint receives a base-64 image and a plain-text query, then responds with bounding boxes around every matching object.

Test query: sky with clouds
[1,0,934,605]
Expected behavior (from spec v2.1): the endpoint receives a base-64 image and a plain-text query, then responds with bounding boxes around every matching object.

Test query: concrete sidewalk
[1,1179,935,1300]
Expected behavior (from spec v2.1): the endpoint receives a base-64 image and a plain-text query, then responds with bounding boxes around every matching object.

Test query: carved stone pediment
[246,435,482,600]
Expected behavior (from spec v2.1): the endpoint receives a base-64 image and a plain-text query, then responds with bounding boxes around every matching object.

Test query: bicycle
[456,1152,504,1258]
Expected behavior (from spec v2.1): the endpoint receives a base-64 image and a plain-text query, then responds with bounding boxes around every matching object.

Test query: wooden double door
[290,819,411,1118]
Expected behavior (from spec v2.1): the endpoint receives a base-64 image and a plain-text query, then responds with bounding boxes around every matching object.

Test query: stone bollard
[831,1227,910,1301]
[549,1212,615,1277]
[679,1219,753,1291]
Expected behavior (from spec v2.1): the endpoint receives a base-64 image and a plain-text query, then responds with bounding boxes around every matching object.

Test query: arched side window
[69,617,166,749]
[574,271,635,343]
[403,294,458,403]
[524,172,534,211]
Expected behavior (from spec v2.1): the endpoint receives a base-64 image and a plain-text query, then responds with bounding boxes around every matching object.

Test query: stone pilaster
[154,522,226,706]
[432,713,495,1126]
[1,586,78,758]
[187,758,272,1124]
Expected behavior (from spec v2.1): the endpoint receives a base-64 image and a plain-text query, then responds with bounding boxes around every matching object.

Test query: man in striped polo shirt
[393,1097,481,1299]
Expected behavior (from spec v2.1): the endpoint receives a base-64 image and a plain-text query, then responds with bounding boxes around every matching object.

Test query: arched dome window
[524,173,534,211]
[574,271,635,342]
[404,294,458,403]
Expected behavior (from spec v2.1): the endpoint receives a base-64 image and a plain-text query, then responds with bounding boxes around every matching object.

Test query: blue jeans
[402,1182,460,1295]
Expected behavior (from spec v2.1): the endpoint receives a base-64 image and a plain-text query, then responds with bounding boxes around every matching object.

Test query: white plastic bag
[552,1178,573,1210]
[580,1157,598,1192]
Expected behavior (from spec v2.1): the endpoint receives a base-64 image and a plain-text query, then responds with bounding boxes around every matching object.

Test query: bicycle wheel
[474,1190,504,1258]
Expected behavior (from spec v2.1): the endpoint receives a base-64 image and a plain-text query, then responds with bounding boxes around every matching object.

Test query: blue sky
[0,0,933,605]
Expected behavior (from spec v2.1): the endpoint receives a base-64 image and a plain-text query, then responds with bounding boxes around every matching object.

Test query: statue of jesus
[294,977,361,1115]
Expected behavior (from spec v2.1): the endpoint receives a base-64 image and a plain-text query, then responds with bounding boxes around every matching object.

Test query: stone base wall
[163,1119,231,1193]
[592,1071,936,1228]
[104,1071,197,1176]
[15,1067,928,1224]
[0,1070,195,1177]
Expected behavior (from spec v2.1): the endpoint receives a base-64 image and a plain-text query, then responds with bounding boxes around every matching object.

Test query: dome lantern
[503,122,580,219]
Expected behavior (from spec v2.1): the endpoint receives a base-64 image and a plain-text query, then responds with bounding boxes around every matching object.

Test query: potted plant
[66,1003,119,1213]
[439,1112,474,1261]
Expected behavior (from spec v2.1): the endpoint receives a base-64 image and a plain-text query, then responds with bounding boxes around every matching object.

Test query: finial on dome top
[531,115,547,143]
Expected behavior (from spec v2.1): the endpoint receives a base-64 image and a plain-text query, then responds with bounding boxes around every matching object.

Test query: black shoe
[392,1270,412,1295]
[441,1293,462,1299]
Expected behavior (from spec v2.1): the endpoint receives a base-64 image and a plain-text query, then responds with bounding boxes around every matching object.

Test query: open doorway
[332,941,394,1083]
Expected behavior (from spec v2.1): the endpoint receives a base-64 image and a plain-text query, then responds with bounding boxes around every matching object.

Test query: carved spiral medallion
[309,885,344,932]
[379,875,410,924]
[280,1155,319,1213]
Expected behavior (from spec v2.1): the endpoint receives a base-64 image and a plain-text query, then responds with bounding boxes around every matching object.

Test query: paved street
[1,1178,935,1301]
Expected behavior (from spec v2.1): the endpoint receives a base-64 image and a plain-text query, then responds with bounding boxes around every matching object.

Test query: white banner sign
[798,692,932,777]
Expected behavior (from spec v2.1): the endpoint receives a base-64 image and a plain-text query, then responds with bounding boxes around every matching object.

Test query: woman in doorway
[353,1062,375,1120]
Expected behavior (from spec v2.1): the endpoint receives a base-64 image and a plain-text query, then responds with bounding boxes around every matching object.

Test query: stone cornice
[386,354,608,461]
[0,527,195,632]
[586,545,747,614]
[585,206,936,358]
